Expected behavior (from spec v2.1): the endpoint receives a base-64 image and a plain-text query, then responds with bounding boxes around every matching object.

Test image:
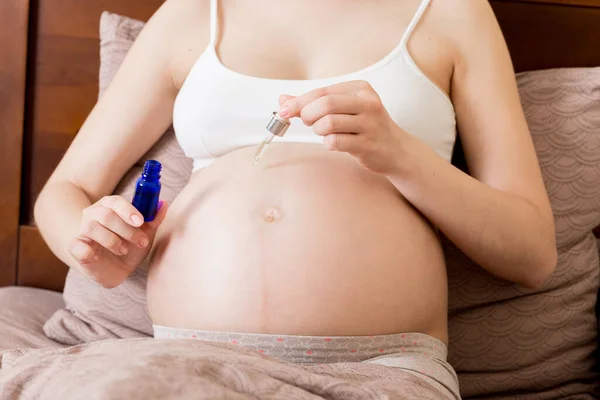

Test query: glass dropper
[252,112,290,166]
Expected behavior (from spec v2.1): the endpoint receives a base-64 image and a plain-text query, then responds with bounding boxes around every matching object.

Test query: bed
[0,0,599,398]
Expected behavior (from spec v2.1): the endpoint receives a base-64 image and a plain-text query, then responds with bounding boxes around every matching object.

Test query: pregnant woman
[35,0,557,397]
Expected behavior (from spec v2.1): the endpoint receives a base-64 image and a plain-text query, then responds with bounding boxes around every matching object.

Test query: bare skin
[34,0,556,343]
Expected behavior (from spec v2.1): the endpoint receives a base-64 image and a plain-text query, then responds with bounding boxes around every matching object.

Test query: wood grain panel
[22,0,164,225]
[507,0,600,7]
[36,35,99,86]
[0,0,29,286]
[18,226,68,292]
[38,0,160,37]
[490,0,600,72]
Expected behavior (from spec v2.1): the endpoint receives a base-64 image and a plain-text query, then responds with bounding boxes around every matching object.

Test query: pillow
[0,287,66,351]
[446,67,600,399]
[43,12,193,344]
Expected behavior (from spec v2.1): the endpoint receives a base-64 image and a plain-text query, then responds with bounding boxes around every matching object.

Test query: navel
[263,207,282,223]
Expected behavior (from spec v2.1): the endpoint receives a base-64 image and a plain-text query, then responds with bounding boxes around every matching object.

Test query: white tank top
[174,0,456,172]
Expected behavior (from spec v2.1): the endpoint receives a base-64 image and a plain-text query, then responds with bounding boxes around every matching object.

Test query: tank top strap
[209,0,219,48]
[400,0,431,49]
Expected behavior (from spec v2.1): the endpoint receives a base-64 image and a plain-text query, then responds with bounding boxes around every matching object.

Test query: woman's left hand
[278,80,410,176]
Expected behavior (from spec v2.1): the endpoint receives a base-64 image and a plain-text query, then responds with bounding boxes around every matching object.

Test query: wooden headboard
[1,0,599,292]
[0,0,162,290]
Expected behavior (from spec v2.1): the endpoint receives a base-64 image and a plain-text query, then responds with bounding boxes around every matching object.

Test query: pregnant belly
[147,143,448,342]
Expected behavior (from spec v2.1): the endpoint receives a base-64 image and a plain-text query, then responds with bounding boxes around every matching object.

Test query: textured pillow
[447,67,600,399]
[43,12,193,344]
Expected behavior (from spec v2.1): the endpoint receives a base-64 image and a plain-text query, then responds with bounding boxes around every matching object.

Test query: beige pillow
[0,287,66,351]
[44,12,192,344]
[447,67,600,399]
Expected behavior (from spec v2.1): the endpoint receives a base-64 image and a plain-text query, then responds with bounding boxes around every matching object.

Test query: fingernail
[278,108,290,118]
[157,201,164,212]
[139,236,149,248]
[131,214,143,226]
[120,245,129,255]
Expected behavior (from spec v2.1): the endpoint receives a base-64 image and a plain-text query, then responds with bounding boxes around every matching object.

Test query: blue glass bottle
[132,160,162,222]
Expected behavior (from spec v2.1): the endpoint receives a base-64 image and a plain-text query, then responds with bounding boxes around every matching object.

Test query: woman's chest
[171,0,457,167]
[173,51,456,166]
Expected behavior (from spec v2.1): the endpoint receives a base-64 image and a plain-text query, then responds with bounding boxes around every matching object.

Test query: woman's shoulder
[429,0,495,22]
[146,0,212,89]
[426,0,506,70]
[428,0,501,47]
[157,0,210,37]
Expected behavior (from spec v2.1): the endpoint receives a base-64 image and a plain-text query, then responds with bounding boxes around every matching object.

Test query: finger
[312,114,362,136]
[69,238,99,264]
[80,219,128,256]
[300,95,363,126]
[323,133,362,153]
[99,195,145,227]
[142,201,169,235]
[279,80,371,118]
[89,206,149,248]
[278,94,295,107]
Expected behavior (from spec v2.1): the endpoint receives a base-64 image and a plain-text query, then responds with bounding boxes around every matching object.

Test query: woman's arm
[34,0,206,276]
[279,1,556,289]
[385,0,556,288]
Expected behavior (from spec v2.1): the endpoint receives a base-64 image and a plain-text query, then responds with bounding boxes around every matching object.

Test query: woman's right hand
[68,195,168,288]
